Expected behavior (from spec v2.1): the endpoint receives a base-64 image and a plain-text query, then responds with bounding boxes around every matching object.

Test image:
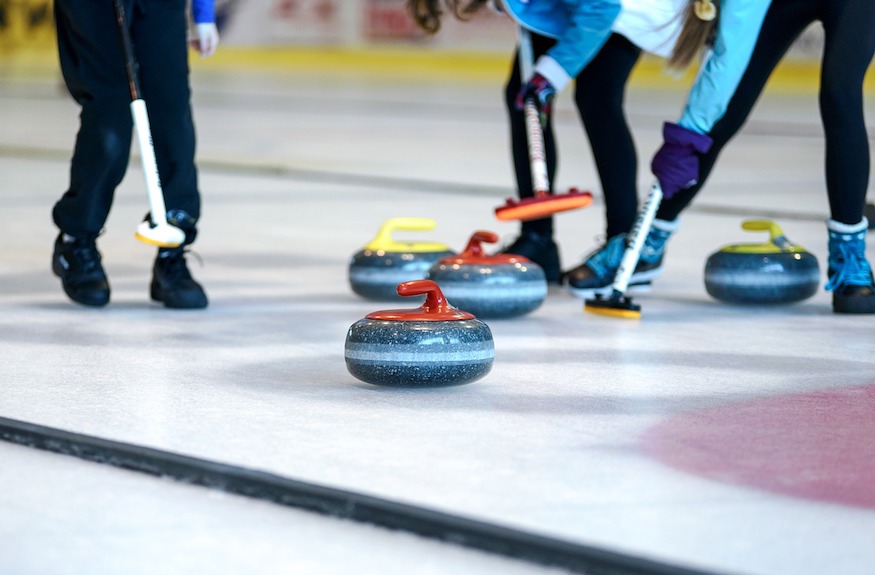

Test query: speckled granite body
[705,251,820,304]
[344,318,494,387]
[349,250,455,301]
[427,262,547,318]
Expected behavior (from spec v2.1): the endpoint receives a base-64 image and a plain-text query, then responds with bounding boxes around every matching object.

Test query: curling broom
[495,27,592,222]
[584,181,663,319]
[115,0,186,248]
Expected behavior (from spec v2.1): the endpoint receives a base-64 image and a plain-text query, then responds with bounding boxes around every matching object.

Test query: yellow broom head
[584,293,642,319]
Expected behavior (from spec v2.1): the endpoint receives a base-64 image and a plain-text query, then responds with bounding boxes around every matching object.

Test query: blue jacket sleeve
[502,0,621,92]
[538,0,621,90]
[678,0,772,134]
[191,0,215,24]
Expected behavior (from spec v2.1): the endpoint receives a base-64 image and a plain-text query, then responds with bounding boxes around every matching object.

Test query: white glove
[190,22,220,57]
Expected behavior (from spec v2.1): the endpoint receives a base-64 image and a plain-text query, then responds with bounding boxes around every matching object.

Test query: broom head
[584,292,642,319]
[495,188,592,222]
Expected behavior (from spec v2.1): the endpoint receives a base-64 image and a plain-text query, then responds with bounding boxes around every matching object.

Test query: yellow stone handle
[727,219,802,253]
[364,218,451,253]
[741,219,785,242]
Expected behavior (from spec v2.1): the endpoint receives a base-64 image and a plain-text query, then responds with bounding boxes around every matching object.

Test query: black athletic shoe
[51,233,110,307]
[500,231,561,283]
[150,249,208,309]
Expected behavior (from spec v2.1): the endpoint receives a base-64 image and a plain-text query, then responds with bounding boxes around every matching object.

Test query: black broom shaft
[114,0,141,102]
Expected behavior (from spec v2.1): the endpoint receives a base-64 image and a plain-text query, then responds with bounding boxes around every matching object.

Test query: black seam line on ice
[0,415,727,575]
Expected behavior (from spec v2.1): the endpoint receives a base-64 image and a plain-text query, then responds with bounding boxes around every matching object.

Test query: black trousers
[53,0,200,239]
[505,33,642,238]
[657,0,875,226]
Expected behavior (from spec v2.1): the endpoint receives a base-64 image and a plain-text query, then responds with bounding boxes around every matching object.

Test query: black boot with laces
[826,218,875,314]
[52,233,110,307]
[151,247,208,309]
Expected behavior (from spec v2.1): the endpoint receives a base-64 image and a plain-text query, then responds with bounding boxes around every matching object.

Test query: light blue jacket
[678,0,772,134]
[191,0,215,23]
[500,0,622,92]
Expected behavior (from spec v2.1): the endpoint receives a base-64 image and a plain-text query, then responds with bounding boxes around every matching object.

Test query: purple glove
[651,122,714,199]
[516,73,556,125]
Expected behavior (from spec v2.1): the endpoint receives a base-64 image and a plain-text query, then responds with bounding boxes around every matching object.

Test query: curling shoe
[52,233,110,307]
[825,218,875,314]
[151,248,208,309]
[500,230,562,283]
[564,218,677,299]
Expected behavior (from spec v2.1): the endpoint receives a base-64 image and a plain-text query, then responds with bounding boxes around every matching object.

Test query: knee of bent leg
[81,101,133,163]
[819,70,864,123]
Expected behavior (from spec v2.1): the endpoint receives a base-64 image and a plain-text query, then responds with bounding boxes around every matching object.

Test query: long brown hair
[406,0,489,34]
[669,0,720,70]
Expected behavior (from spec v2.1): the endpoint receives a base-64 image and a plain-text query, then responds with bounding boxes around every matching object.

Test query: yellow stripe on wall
[4,45,872,95]
[192,47,871,94]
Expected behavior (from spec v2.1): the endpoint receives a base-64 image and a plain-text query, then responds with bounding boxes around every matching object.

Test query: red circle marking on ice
[641,384,875,509]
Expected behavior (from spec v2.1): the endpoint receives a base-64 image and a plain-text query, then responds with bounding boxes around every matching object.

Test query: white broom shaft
[524,100,550,194]
[519,28,550,195]
[130,99,169,226]
[612,181,663,293]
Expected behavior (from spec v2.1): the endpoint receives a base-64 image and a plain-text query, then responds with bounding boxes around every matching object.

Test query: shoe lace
[584,234,626,277]
[159,249,202,282]
[825,241,873,291]
[642,227,670,261]
[68,241,102,274]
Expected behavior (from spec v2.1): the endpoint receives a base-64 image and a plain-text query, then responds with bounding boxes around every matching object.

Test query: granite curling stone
[344,279,494,387]
[427,230,547,318]
[704,219,820,304]
[348,217,455,301]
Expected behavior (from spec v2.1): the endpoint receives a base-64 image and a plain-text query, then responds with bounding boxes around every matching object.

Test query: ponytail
[668,0,719,70]
[406,0,489,34]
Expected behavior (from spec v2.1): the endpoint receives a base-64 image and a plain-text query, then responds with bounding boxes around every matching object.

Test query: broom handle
[130,100,170,227]
[519,28,550,196]
[115,0,140,101]
[114,0,170,228]
[611,181,663,295]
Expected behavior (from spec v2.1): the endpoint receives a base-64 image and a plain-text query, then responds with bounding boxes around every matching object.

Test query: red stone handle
[459,231,499,258]
[367,279,475,321]
[436,230,530,266]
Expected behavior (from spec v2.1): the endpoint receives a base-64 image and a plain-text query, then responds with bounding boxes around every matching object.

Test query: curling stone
[345,280,494,387]
[427,230,547,318]
[704,220,820,304]
[348,217,455,301]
